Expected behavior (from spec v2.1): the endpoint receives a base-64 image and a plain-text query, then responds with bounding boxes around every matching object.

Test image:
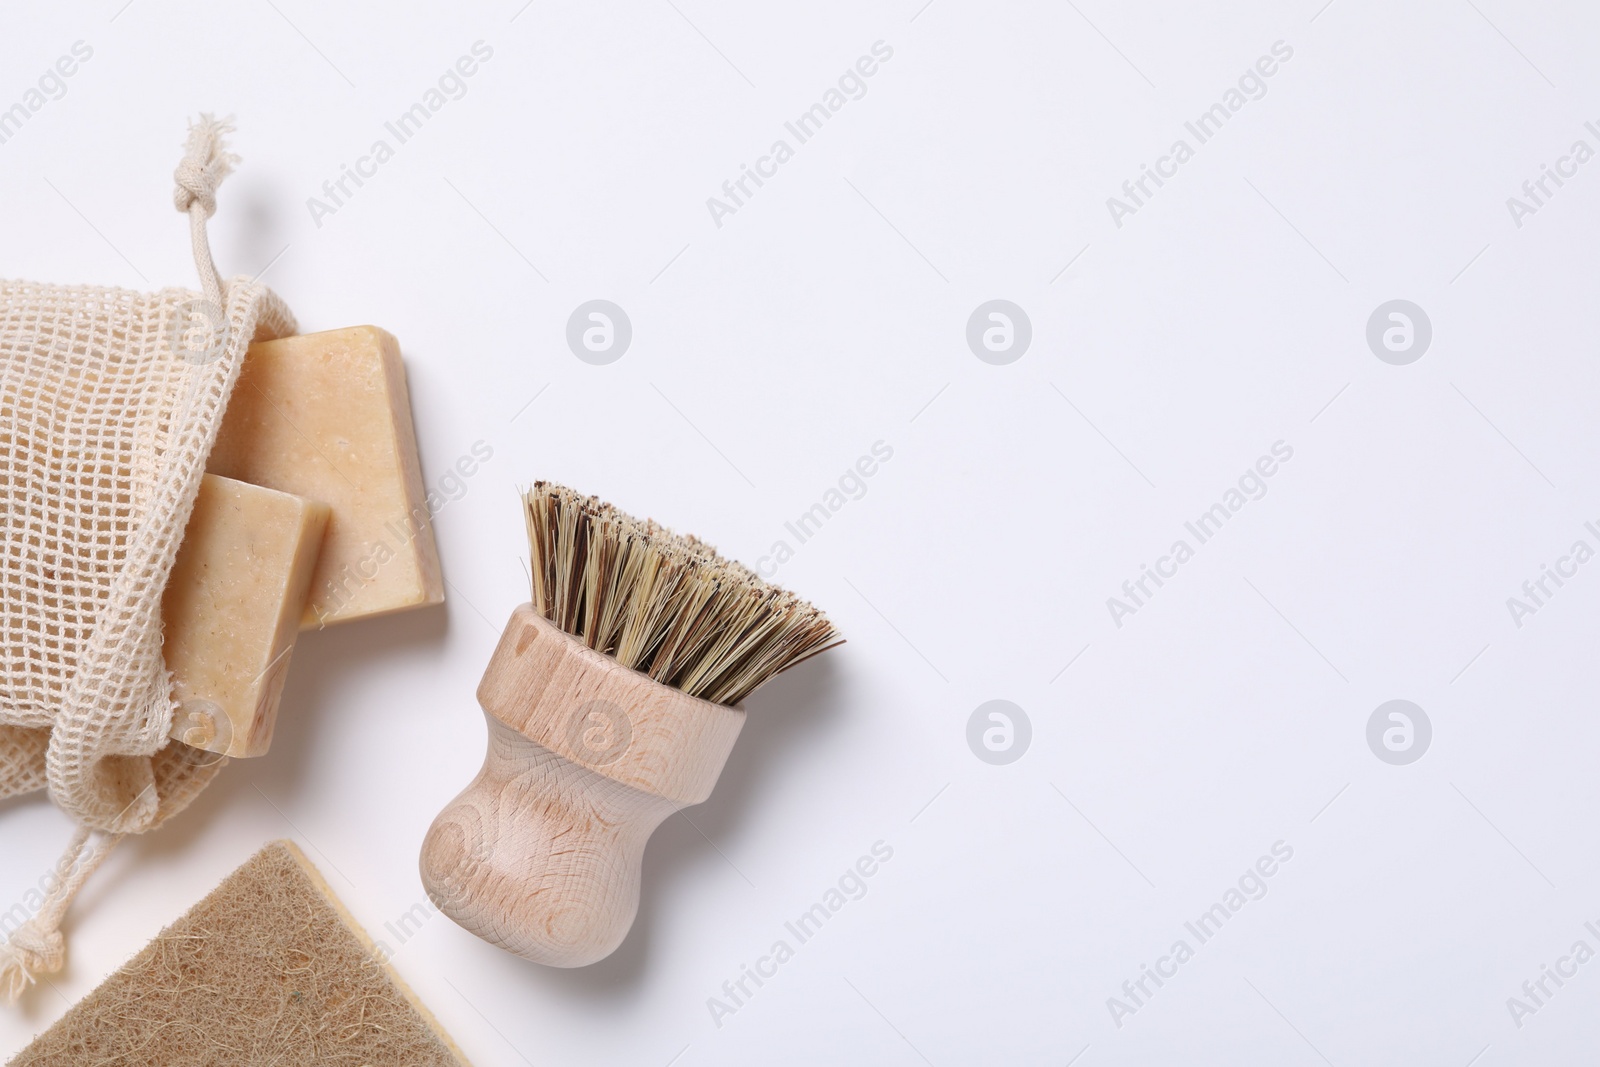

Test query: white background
[3,1,1600,1063]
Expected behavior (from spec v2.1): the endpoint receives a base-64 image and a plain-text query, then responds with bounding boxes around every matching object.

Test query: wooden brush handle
[419,604,745,967]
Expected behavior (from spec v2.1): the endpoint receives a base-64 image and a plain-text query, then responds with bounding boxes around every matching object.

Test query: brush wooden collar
[420,603,745,967]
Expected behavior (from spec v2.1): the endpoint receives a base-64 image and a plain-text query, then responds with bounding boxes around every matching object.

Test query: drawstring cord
[171,113,235,310]
[0,114,238,1003]
[0,827,121,1002]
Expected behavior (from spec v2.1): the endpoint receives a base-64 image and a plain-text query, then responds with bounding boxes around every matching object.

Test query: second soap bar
[164,474,329,757]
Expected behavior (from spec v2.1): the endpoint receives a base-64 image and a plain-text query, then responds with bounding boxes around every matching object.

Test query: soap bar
[207,325,444,629]
[163,474,329,758]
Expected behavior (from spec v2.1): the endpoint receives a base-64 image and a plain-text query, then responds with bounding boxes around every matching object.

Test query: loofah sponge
[10,840,470,1066]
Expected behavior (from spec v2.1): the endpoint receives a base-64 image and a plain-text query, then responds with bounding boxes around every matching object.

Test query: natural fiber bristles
[524,483,840,705]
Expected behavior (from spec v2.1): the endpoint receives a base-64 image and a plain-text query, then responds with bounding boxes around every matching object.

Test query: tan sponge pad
[207,325,445,629]
[10,841,471,1067]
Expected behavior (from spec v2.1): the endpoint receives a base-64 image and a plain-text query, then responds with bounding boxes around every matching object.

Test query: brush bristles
[523,483,841,706]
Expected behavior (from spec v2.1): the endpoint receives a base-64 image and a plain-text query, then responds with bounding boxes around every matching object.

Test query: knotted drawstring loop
[0,115,243,1003]
[0,827,121,1002]
[172,113,237,310]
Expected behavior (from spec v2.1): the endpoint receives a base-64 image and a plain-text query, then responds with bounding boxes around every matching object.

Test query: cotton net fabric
[0,116,295,998]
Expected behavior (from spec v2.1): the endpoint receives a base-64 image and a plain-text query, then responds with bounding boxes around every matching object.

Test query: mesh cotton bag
[0,117,295,998]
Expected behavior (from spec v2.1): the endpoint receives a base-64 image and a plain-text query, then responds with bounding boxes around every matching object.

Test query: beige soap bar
[208,325,444,629]
[163,474,329,758]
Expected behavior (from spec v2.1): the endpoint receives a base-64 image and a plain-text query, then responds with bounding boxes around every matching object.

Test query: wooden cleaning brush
[419,483,840,966]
